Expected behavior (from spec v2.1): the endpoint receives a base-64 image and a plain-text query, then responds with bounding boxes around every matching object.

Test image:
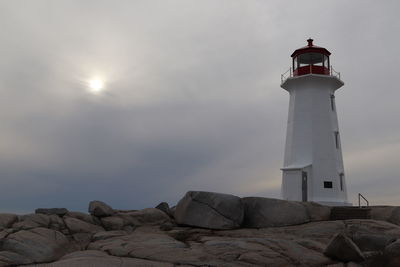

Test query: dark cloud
[0,0,399,213]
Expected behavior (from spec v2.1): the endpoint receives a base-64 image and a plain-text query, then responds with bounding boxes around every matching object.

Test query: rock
[26,250,174,267]
[64,211,101,225]
[156,202,172,217]
[48,214,66,231]
[388,207,400,226]
[0,230,9,239]
[326,263,345,267]
[370,206,396,222]
[35,208,68,216]
[99,210,167,231]
[242,197,309,228]
[238,251,290,266]
[324,232,365,262]
[121,208,171,226]
[352,233,395,251]
[87,232,209,264]
[88,232,187,256]
[100,216,126,230]
[1,227,70,264]
[346,262,363,267]
[160,221,175,231]
[88,200,115,217]
[0,213,18,230]
[92,230,128,241]
[71,233,92,250]
[384,239,400,257]
[170,206,176,217]
[302,202,331,221]
[174,191,244,230]
[0,251,31,266]
[12,214,50,230]
[382,239,400,267]
[64,217,104,234]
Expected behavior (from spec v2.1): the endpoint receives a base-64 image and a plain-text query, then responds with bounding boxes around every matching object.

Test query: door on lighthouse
[302,171,308,201]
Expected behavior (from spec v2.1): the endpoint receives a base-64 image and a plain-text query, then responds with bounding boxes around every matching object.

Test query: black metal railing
[281,65,341,84]
[358,193,369,208]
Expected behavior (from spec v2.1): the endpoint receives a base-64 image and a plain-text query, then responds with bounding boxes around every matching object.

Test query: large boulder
[324,232,365,262]
[100,216,126,231]
[0,213,18,229]
[301,202,331,221]
[352,233,395,251]
[242,197,310,228]
[35,208,68,216]
[92,230,128,242]
[64,217,104,234]
[121,208,171,226]
[156,202,173,217]
[174,191,244,230]
[64,211,101,225]
[88,200,115,217]
[383,239,400,266]
[12,214,50,230]
[1,227,70,264]
[48,215,67,232]
[388,207,400,226]
[370,206,396,222]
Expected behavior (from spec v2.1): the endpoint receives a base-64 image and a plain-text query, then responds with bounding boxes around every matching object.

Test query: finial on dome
[307,38,313,47]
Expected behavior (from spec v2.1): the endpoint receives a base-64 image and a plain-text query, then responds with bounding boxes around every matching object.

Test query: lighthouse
[280,39,350,206]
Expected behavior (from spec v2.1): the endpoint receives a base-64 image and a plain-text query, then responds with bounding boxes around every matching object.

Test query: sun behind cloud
[88,78,105,94]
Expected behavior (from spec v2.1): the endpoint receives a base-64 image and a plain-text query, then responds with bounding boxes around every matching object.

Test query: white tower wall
[281,74,349,206]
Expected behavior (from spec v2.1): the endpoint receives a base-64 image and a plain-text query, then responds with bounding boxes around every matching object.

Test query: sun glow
[88,79,105,94]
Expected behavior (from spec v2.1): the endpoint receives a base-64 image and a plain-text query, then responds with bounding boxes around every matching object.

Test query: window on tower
[330,95,335,111]
[334,131,340,149]
[339,173,344,191]
[324,181,333,188]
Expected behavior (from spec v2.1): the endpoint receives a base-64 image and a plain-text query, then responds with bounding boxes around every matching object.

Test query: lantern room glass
[292,52,330,76]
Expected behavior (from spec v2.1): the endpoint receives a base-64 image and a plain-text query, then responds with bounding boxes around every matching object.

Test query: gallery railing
[281,65,341,84]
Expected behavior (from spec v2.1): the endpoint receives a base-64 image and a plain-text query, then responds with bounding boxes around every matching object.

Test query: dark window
[298,53,324,66]
[330,95,335,111]
[339,173,344,191]
[324,181,333,188]
[334,131,340,149]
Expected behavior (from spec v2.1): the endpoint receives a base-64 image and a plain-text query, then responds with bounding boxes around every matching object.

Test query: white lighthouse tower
[281,39,350,206]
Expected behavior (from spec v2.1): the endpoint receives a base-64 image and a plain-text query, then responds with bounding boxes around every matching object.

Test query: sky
[0,0,399,213]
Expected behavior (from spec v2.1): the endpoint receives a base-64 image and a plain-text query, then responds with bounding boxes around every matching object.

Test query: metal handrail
[281,67,292,84]
[330,66,341,80]
[280,65,341,84]
[358,193,369,208]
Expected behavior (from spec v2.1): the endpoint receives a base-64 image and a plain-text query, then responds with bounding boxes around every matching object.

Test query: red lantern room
[291,39,331,76]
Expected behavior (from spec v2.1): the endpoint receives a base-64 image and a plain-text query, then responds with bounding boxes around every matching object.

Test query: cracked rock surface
[2,193,400,266]
[174,191,244,230]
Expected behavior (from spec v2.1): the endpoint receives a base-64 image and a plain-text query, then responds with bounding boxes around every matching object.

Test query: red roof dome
[291,39,331,58]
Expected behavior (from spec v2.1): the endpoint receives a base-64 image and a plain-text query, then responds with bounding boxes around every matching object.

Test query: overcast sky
[0,0,399,213]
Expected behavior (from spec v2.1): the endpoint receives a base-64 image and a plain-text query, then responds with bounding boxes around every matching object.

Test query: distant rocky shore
[1,191,400,266]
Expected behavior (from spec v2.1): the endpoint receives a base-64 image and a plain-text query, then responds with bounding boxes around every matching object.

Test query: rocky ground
[1,191,400,266]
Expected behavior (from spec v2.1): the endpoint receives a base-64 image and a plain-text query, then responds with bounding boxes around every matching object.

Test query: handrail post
[358,193,369,208]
